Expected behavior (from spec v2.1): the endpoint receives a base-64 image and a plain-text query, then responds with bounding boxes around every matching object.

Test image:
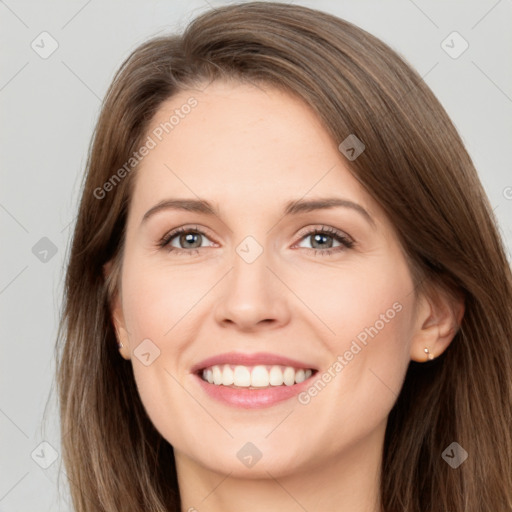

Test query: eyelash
[157,225,355,257]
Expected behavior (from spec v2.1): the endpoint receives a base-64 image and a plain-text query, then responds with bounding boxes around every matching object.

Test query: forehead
[129,80,375,222]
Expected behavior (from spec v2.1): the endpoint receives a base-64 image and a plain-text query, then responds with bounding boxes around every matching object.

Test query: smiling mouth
[198,364,317,389]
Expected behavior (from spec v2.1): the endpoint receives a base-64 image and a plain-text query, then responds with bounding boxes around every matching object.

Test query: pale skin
[107,80,464,512]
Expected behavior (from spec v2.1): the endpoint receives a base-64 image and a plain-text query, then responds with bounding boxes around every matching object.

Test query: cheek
[292,291,414,458]
[291,255,413,353]
[118,257,214,446]
[121,256,209,343]
[295,257,415,413]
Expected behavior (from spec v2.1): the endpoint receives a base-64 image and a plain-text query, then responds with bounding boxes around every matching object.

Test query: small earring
[424,347,434,361]
[117,341,123,349]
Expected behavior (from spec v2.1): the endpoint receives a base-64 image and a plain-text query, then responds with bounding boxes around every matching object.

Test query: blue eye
[295,226,355,256]
[158,226,213,256]
[158,225,355,256]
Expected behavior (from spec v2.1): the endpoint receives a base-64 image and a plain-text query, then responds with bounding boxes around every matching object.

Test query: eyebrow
[141,197,375,228]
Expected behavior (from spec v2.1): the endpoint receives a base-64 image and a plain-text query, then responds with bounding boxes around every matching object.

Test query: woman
[56,2,512,511]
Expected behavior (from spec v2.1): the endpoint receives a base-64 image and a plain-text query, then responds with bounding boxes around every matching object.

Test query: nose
[213,242,291,332]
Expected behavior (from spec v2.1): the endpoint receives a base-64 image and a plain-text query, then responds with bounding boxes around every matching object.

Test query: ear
[410,285,465,362]
[103,260,131,360]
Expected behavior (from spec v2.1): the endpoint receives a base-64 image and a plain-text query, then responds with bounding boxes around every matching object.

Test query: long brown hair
[56,2,512,510]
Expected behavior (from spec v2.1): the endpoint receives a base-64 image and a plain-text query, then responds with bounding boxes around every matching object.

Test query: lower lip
[193,372,316,409]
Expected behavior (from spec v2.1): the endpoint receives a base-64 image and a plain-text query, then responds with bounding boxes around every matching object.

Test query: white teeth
[283,367,295,386]
[269,365,284,386]
[295,369,306,383]
[212,365,223,385]
[233,365,251,386]
[201,364,314,388]
[251,365,269,387]
[222,365,234,386]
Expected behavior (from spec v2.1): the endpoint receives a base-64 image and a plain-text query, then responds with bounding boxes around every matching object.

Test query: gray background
[1,0,511,510]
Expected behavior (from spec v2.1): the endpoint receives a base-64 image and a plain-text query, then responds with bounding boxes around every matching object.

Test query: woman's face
[112,80,424,477]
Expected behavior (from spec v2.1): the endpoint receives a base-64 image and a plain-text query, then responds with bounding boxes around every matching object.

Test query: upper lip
[190,352,318,374]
